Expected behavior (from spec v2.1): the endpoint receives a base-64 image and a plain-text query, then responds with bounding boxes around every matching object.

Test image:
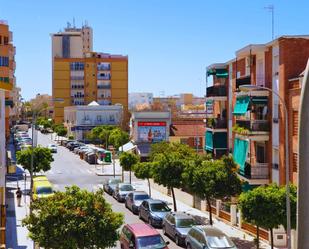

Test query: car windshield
[36,187,53,195]
[206,235,234,248]
[176,218,195,228]
[119,185,134,191]
[109,179,121,185]
[137,235,166,249]
[134,194,149,200]
[150,203,171,212]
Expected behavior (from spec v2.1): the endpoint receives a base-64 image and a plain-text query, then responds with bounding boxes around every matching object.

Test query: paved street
[37,132,182,249]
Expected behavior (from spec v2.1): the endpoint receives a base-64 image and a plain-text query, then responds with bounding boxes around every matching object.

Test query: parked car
[139,199,171,227]
[68,142,83,151]
[162,212,196,246]
[47,144,57,153]
[103,178,122,195]
[120,223,170,249]
[113,183,135,202]
[185,225,237,249]
[125,191,151,214]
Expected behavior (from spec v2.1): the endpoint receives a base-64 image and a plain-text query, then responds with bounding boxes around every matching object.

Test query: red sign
[138,122,166,127]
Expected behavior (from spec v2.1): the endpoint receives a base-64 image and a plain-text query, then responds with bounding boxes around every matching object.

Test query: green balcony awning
[233,138,249,175]
[207,69,216,76]
[215,69,228,78]
[251,96,268,105]
[205,131,213,151]
[233,96,250,116]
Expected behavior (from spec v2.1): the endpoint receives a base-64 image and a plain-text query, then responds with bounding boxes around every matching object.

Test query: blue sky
[1,0,308,100]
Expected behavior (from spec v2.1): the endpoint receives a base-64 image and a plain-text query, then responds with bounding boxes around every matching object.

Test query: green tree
[133,162,154,197]
[239,184,282,249]
[184,156,241,225]
[108,128,129,150]
[22,185,123,249]
[119,152,139,183]
[88,125,116,148]
[16,146,54,173]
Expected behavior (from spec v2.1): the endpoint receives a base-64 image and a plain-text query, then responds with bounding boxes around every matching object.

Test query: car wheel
[175,235,180,246]
[162,225,167,235]
[186,243,191,249]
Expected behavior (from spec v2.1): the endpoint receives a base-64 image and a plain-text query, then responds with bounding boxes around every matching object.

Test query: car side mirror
[166,241,170,245]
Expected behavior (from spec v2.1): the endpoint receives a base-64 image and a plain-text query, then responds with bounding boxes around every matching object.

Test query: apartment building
[52,24,128,125]
[0,20,15,247]
[206,36,309,187]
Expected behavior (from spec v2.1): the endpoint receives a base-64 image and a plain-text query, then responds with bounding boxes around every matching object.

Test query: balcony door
[256,143,266,163]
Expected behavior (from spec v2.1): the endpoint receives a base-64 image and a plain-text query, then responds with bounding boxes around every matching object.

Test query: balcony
[238,162,270,185]
[236,75,251,89]
[71,76,84,81]
[234,120,270,141]
[97,75,111,80]
[206,118,227,130]
[206,85,227,98]
[71,85,84,89]
[97,64,111,71]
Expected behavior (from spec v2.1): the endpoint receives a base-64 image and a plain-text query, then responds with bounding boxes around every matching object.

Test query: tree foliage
[183,155,241,225]
[133,162,154,197]
[22,185,123,249]
[119,152,139,183]
[16,146,54,173]
[108,128,129,150]
[87,125,117,147]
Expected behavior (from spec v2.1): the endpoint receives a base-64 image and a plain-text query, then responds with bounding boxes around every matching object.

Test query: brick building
[206,36,309,187]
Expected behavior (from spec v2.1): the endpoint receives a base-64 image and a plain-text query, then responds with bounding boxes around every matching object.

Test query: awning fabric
[233,96,250,116]
[207,69,216,76]
[233,138,249,175]
[215,69,228,78]
[118,141,136,152]
[251,96,268,105]
[205,131,213,151]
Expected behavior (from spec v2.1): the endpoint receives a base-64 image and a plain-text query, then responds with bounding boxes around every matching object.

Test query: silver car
[185,225,237,249]
[125,191,150,214]
[113,183,135,202]
[162,212,196,246]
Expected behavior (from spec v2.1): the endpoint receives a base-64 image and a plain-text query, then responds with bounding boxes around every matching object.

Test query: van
[32,178,54,200]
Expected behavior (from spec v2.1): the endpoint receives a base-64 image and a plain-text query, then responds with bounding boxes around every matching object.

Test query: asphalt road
[37,132,182,249]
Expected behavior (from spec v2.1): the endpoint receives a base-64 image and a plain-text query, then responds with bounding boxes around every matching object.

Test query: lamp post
[239,84,291,249]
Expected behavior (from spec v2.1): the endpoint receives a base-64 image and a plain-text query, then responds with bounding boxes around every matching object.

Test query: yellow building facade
[53,53,128,124]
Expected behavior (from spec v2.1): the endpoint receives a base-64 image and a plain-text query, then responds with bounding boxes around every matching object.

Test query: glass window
[36,186,53,195]
[150,203,171,212]
[206,235,234,248]
[176,218,195,228]
[137,235,166,249]
[119,184,134,191]
[134,194,149,200]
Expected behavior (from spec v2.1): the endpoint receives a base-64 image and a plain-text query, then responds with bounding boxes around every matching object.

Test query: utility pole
[264,4,274,40]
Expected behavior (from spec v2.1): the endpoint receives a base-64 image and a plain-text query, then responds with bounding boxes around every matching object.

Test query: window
[0,36,2,44]
[180,138,188,144]
[97,115,102,121]
[70,62,84,71]
[3,36,8,45]
[256,143,266,163]
[109,115,115,122]
[293,153,298,172]
[293,110,299,136]
[0,56,9,67]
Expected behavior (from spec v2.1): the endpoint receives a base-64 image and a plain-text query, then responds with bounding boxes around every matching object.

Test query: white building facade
[64,102,123,141]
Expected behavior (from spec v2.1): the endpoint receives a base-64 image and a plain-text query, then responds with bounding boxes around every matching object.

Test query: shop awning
[118,141,137,152]
[233,96,250,116]
[233,138,249,175]
[205,131,213,151]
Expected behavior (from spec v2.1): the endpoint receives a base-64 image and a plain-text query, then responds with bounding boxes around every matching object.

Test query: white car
[47,144,57,153]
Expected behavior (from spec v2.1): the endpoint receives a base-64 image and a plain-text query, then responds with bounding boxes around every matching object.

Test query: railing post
[216,199,221,216]
[230,204,237,226]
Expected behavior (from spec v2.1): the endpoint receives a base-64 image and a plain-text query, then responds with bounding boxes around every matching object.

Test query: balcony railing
[206,85,227,97]
[97,75,111,80]
[236,119,270,132]
[71,76,84,81]
[206,118,227,129]
[97,64,111,71]
[71,85,84,89]
[236,75,251,89]
[243,162,269,179]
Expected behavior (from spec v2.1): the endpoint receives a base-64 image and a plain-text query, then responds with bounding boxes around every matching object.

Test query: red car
[120,223,170,249]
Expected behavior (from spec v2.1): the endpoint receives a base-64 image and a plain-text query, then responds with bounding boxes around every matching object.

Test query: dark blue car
[139,199,171,227]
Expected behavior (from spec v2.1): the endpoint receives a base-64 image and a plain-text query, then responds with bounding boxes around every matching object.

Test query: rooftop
[170,122,205,137]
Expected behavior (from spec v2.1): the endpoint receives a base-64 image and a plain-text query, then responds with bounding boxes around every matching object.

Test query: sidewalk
[6,177,33,249]
[100,161,273,249]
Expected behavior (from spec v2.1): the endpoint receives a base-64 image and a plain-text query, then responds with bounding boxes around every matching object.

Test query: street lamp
[239,84,291,249]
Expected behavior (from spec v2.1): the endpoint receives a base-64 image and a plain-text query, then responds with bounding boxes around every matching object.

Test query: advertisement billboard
[137,122,166,143]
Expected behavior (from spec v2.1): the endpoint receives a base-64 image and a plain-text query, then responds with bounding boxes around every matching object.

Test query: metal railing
[244,162,269,179]
[236,75,251,89]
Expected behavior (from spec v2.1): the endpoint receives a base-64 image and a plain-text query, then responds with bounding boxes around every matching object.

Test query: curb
[95,172,122,176]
